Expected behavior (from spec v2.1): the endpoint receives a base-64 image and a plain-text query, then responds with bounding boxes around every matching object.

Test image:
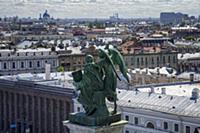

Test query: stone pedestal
[63,120,127,133]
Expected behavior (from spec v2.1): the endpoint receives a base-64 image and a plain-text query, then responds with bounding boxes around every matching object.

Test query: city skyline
[0,0,199,18]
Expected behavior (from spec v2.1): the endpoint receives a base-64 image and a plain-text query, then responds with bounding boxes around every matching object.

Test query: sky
[0,0,199,18]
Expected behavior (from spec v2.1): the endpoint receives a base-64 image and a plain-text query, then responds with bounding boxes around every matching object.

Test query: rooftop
[138,83,200,97]
[178,53,200,60]
[117,88,200,118]
[0,72,75,88]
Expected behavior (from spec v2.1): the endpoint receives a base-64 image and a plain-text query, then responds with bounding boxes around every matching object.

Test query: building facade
[160,12,188,25]
[117,83,200,133]
[178,53,200,73]
[123,52,178,69]
[0,49,59,75]
[58,53,86,71]
[0,72,76,133]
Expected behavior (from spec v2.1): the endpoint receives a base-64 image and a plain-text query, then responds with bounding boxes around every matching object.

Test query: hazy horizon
[0,0,199,19]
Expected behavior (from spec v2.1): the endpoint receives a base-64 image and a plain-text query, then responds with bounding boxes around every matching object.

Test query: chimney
[45,64,51,80]
[150,86,155,93]
[190,73,194,82]
[141,71,145,84]
[191,88,200,100]
[161,87,166,95]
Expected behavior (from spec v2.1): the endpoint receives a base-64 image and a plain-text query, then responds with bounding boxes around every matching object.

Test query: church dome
[43,10,50,18]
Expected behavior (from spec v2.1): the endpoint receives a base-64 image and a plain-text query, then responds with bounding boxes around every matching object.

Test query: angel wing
[108,48,130,83]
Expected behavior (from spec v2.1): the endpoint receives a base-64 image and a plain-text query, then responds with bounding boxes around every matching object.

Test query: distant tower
[115,13,119,19]
[39,13,42,20]
[43,10,50,21]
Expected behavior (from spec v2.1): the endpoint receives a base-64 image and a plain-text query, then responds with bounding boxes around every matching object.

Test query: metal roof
[117,89,200,118]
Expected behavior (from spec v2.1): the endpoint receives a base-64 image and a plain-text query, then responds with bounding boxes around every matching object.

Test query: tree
[57,66,64,73]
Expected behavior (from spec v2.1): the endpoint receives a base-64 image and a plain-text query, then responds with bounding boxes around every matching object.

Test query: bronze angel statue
[71,46,129,126]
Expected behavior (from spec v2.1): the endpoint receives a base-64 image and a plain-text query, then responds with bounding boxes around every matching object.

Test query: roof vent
[150,86,155,93]
[191,88,200,100]
[161,88,166,95]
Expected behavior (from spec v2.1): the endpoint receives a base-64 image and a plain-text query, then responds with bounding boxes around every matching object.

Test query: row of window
[1,60,57,70]
[126,55,177,67]
[125,125,192,133]
[125,115,192,133]
[0,52,54,57]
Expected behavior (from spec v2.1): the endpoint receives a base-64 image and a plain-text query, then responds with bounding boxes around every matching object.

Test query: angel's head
[85,55,94,63]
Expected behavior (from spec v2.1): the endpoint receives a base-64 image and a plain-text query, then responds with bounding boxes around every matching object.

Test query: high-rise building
[160,12,188,25]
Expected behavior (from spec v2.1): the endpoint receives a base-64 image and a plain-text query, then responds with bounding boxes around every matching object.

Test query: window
[125,115,129,121]
[157,57,159,65]
[134,117,138,125]
[168,56,171,63]
[163,56,166,64]
[125,130,129,133]
[37,61,40,68]
[3,63,7,69]
[12,62,16,69]
[53,60,56,67]
[141,58,144,66]
[137,58,140,67]
[164,122,168,129]
[29,61,32,68]
[173,56,176,63]
[77,107,80,112]
[174,124,179,132]
[146,122,154,129]
[185,126,190,133]
[21,62,24,68]
[145,57,148,66]
[151,57,154,65]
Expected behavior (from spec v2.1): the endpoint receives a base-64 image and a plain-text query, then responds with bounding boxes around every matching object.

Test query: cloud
[0,0,199,18]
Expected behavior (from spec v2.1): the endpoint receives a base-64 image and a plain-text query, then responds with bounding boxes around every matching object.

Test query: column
[14,93,18,133]
[50,99,54,133]
[26,95,29,121]
[8,93,12,132]
[44,98,47,133]
[38,97,41,133]
[57,100,60,133]
[63,101,67,121]
[32,96,35,133]
[3,91,7,131]
[0,91,3,130]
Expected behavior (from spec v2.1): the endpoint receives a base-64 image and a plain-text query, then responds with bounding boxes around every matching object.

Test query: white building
[0,48,59,75]
[116,83,200,133]
[178,53,200,72]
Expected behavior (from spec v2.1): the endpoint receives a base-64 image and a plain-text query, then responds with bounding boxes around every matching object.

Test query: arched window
[146,122,155,129]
